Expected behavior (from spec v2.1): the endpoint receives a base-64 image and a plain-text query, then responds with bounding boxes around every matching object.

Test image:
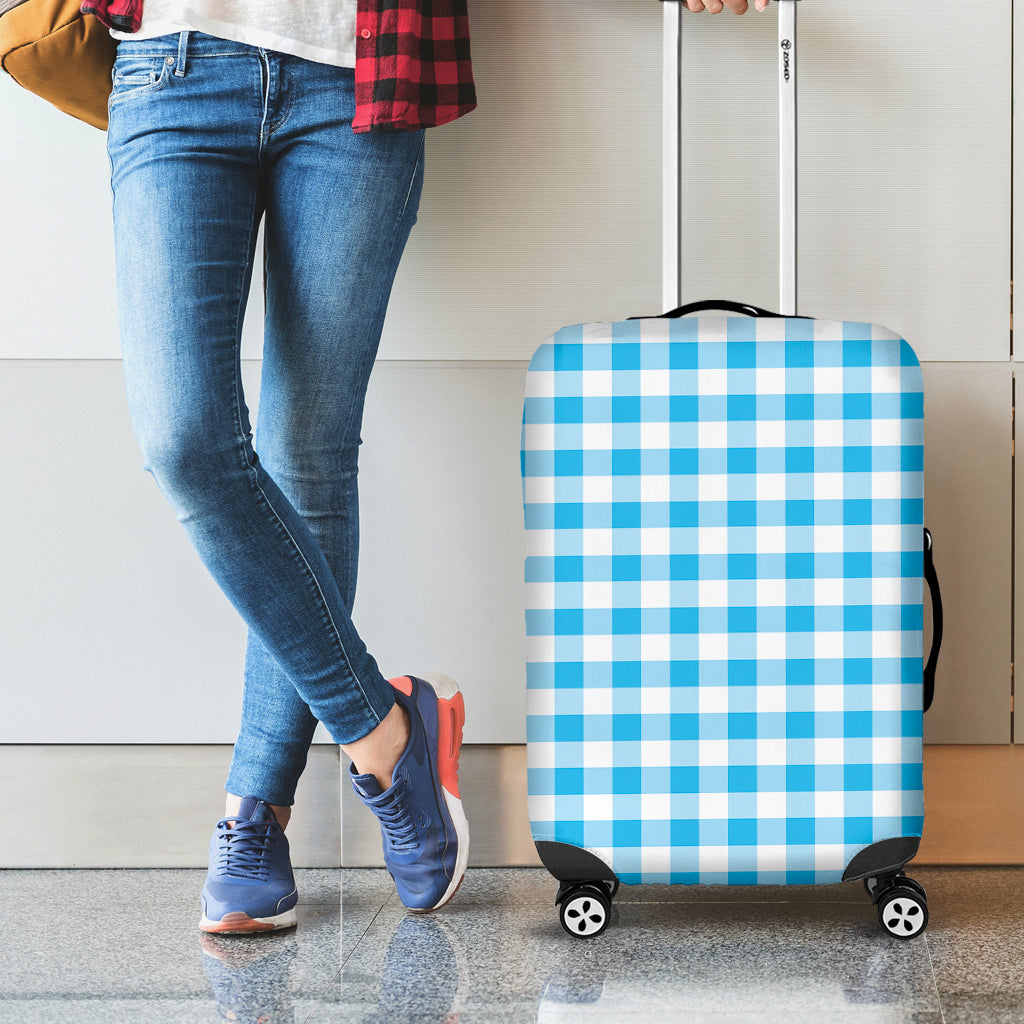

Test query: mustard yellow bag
[0,0,115,130]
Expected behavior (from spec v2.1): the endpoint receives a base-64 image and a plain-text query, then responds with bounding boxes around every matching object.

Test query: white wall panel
[4,356,1007,746]
[382,0,664,359]
[0,0,664,744]
[675,1,1009,363]
[0,0,664,361]
[1014,0,1024,744]
[0,90,115,358]
[0,1,1015,754]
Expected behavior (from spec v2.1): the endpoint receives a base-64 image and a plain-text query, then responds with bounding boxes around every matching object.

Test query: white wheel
[878,888,928,939]
[559,887,610,938]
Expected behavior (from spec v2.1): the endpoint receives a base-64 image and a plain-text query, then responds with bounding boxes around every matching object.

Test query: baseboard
[343,744,1024,868]
[0,745,341,868]
[0,744,1018,868]
[917,744,1024,864]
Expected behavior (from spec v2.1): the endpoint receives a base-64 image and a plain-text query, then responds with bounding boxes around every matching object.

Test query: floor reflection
[200,931,299,1023]
[0,868,1018,1023]
[348,915,467,1023]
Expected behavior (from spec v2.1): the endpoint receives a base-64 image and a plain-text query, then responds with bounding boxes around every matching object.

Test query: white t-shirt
[109,1,357,69]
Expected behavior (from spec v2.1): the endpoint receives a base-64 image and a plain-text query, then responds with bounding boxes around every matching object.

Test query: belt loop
[174,30,189,77]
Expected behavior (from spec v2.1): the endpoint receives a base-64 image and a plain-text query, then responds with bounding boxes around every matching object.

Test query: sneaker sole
[415,672,471,912]
[198,907,298,934]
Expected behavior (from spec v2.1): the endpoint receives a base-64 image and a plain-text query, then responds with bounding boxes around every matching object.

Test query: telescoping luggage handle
[660,0,801,317]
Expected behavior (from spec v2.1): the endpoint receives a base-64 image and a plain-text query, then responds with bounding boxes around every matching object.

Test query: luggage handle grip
[630,300,788,320]
[923,527,942,713]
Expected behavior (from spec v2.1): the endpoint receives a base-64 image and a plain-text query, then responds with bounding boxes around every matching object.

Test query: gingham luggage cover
[522,313,925,886]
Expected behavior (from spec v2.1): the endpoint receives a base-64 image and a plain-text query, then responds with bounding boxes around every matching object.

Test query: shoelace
[372,782,421,854]
[215,818,275,880]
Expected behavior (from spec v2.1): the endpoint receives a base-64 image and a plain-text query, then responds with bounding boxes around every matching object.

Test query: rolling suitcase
[521,0,942,940]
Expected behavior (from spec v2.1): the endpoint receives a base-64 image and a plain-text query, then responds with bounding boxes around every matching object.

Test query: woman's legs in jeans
[227,53,425,810]
[107,31,423,811]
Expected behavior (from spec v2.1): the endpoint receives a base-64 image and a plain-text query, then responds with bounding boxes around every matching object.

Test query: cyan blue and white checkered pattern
[522,315,925,886]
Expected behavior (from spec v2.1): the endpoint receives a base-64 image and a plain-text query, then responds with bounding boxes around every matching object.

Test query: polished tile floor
[0,867,1021,1023]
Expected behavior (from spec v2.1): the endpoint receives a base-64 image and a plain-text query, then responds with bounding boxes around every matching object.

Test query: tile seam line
[924,932,948,1024]
[343,900,389,970]
[299,899,389,1024]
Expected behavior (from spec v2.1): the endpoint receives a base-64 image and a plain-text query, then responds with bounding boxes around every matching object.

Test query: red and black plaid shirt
[79,0,476,133]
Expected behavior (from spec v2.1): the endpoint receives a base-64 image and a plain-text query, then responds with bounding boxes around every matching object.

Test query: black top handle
[628,300,788,321]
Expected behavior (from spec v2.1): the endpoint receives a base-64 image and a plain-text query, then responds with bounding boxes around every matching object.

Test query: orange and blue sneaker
[199,796,298,934]
[350,673,469,912]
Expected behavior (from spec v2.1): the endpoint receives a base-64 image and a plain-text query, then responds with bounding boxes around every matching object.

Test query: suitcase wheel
[865,874,927,903]
[558,883,612,939]
[875,880,929,939]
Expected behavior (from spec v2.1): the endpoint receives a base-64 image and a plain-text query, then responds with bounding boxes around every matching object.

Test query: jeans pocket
[109,55,173,104]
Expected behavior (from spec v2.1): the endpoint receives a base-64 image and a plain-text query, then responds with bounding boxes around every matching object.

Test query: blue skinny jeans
[106,30,424,806]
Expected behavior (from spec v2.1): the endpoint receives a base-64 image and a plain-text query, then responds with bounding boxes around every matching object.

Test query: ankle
[224,794,291,831]
[342,701,411,791]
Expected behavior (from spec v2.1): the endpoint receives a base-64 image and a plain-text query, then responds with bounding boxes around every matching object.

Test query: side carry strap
[923,527,942,713]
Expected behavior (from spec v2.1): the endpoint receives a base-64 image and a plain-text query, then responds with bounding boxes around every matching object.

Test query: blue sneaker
[199,796,299,934]
[350,673,469,912]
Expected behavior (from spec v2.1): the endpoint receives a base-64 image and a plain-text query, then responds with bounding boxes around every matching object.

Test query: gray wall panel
[0,360,249,743]
[0,360,532,744]
[355,363,530,743]
[922,363,1012,743]
[2,352,1010,747]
